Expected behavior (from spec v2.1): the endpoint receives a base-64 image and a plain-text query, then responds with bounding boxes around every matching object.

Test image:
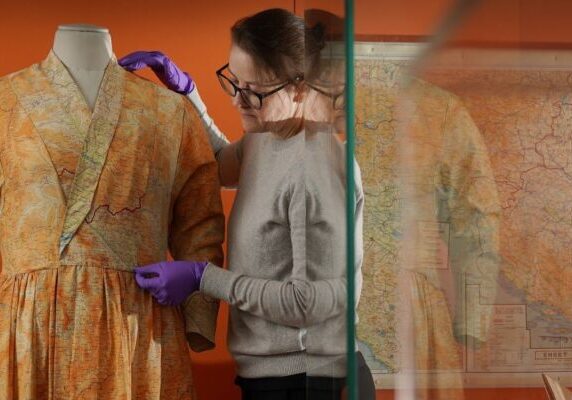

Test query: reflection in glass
[303,6,350,380]
[353,1,572,399]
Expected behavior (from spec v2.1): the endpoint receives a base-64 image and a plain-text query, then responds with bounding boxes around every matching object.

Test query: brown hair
[231,8,305,82]
[304,9,344,81]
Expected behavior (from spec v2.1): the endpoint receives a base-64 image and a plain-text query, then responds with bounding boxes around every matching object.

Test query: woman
[120,8,374,400]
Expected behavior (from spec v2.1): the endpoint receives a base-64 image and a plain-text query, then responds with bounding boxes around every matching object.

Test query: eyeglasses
[216,63,296,110]
[306,82,345,110]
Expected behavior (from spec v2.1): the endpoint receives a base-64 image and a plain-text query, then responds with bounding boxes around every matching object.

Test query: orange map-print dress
[0,52,225,399]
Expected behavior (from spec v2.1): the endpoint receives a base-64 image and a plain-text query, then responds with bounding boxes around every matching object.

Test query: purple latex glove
[134,261,208,306]
[118,50,195,95]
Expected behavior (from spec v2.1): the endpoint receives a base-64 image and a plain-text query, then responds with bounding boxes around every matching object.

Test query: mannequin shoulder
[0,62,40,92]
[0,72,21,110]
[122,69,186,105]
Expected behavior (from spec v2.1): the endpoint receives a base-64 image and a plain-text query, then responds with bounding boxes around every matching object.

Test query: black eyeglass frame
[305,81,346,110]
[216,63,298,110]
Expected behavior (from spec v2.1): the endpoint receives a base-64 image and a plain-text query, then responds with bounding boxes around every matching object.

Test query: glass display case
[348,1,572,399]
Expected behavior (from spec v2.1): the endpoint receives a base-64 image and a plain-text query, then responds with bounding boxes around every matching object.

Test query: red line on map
[58,168,76,177]
[85,193,146,223]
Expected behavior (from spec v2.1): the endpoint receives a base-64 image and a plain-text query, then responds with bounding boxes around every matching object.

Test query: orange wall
[0,0,295,147]
[0,1,291,399]
[0,1,566,399]
[355,0,572,47]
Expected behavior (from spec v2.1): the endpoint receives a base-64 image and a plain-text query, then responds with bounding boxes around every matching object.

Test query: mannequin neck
[52,24,113,71]
[51,24,113,111]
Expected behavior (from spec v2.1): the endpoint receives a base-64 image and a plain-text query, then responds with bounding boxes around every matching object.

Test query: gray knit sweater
[200,130,364,378]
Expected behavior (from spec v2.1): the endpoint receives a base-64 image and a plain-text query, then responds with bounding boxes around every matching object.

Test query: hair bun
[310,23,327,51]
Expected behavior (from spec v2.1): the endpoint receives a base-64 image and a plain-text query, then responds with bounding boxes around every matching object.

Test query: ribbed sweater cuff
[200,262,236,302]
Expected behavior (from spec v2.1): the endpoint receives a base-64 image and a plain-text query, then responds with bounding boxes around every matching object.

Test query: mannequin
[0,21,224,399]
[52,24,112,110]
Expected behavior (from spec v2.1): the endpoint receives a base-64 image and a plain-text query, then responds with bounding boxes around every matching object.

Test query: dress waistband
[0,262,138,279]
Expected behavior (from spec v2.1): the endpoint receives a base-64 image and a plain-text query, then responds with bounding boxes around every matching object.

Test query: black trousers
[236,352,376,400]
[356,351,376,400]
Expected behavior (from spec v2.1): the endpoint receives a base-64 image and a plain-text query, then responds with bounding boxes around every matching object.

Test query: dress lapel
[59,54,125,255]
[9,51,92,202]
[11,51,125,257]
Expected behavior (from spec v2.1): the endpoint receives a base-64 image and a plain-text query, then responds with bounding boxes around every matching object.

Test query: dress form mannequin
[52,24,113,111]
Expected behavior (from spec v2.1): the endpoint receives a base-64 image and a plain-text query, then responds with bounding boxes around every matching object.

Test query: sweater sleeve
[200,266,346,328]
[200,159,348,328]
[185,86,229,157]
[185,87,244,187]
[354,160,365,308]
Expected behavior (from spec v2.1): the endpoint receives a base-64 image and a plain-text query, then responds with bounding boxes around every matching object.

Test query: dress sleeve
[0,83,8,277]
[441,96,501,342]
[0,160,4,275]
[169,101,225,352]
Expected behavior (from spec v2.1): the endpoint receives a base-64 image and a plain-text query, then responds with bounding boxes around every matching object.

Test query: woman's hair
[231,8,344,84]
[231,8,306,82]
[304,9,344,82]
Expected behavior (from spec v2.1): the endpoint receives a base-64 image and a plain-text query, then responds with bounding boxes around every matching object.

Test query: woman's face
[227,44,303,134]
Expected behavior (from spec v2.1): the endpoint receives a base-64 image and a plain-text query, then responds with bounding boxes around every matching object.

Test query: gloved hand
[118,50,195,94]
[134,261,208,306]
[118,50,230,157]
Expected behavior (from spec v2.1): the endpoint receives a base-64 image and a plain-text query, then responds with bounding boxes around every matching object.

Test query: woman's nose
[231,93,249,109]
[231,95,241,107]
